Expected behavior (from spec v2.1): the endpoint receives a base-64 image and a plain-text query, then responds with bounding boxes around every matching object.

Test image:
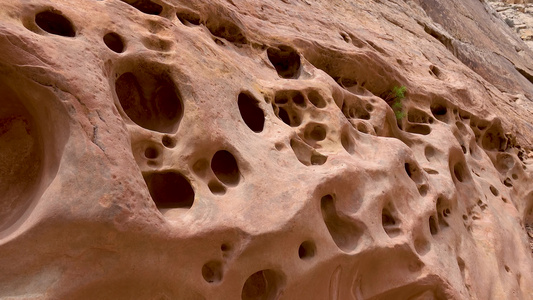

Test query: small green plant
[386,85,407,120]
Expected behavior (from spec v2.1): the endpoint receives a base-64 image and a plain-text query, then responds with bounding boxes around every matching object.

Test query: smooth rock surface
[0,0,533,299]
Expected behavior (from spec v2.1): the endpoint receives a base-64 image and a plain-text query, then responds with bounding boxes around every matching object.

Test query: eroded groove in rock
[320,194,361,252]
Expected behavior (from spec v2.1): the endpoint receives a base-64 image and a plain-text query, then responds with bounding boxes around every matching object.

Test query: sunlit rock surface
[0,0,533,299]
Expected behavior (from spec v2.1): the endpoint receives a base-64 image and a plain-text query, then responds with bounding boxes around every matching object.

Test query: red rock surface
[0,0,533,299]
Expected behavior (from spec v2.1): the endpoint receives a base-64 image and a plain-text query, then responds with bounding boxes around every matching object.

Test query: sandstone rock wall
[0,0,532,299]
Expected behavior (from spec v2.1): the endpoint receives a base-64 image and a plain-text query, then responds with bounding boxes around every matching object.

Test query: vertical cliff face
[0,0,532,299]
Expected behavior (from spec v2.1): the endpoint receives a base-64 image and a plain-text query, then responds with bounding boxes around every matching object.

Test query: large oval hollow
[144,171,195,209]
[35,10,75,37]
[115,70,183,133]
[211,150,240,186]
[238,92,265,133]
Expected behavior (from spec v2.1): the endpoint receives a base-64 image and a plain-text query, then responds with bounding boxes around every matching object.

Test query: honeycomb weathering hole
[267,46,301,79]
[320,194,361,252]
[211,150,240,186]
[241,270,283,300]
[202,260,223,283]
[121,0,163,15]
[0,97,43,231]
[144,171,194,209]
[35,10,75,37]
[307,90,326,108]
[238,93,265,133]
[103,32,125,53]
[115,70,183,133]
[298,241,316,259]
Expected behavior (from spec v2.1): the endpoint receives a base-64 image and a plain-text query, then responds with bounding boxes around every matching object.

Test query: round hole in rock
[503,178,513,187]
[144,146,159,159]
[430,104,448,122]
[144,171,195,209]
[238,92,265,133]
[267,45,301,79]
[211,150,240,186]
[162,135,176,148]
[512,173,518,180]
[443,208,451,217]
[35,10,75,37]
[221,243,230,252]
[208,180,226,195]
[115,70,183,133]
[307,90,326,108]
[103,32,125,53]
[306,124,326,141]
[311,153,327,165]
[418,185,428,196]
[202,260,223,283]
[490,185,499,196]
[298,241,316,259]
[292,92,306,107]
[241,270,282,300]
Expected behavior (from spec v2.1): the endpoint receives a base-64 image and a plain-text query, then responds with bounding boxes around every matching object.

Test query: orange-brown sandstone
[1,0,533,299]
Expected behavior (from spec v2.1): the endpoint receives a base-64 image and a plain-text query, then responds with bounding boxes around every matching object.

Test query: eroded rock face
[0,0,533,299]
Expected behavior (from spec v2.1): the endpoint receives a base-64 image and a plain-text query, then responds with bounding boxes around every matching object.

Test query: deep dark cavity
[267,46,301,79]
[430,104,448,122]
[211,150,240,186]
[298,241,316,259]
[144,171,195,209]
[115,70,183,133]
[121,0,163,15]
[238,93,265,133]
[453,162,468,183]
[103,32,125,53]
[35,10,75,37]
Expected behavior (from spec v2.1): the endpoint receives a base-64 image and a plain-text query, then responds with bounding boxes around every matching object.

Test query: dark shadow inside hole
[267,45,301,79]
[202,261,223,283]
[144,171,194,209]
[238,93,265,133]
[211,150,240,186]
[103,32,125,53]
[121,0,163,15]
[307,90,326,108]
[298,241,316,259]
[241,270,282,300]
[429,216,438,235]
[35,10,75,37]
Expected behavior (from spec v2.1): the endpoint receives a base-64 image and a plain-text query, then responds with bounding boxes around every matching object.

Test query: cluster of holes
[267,45,301,79]
[194,150,241,196]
